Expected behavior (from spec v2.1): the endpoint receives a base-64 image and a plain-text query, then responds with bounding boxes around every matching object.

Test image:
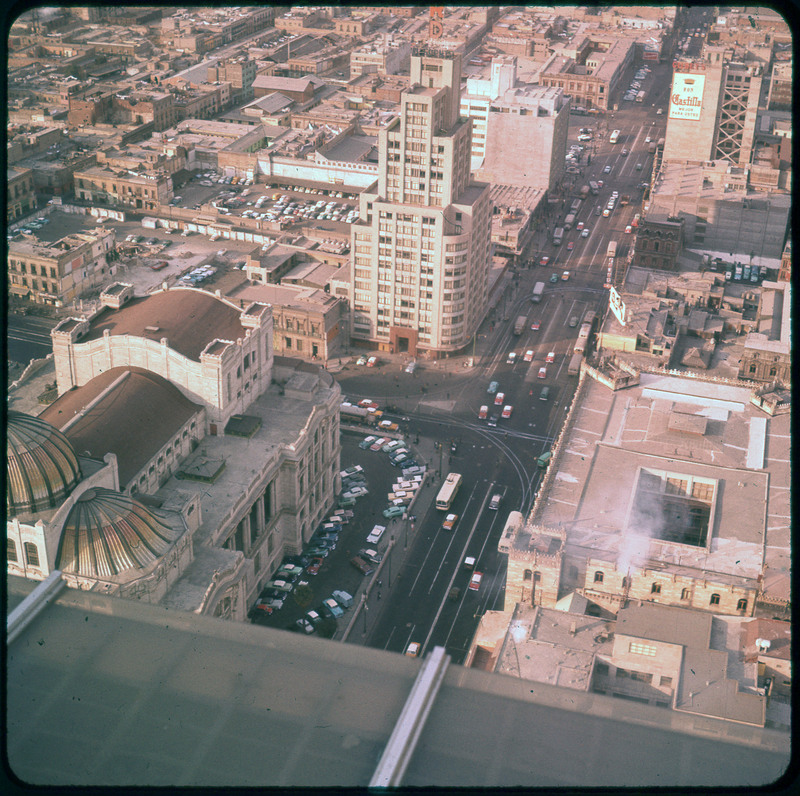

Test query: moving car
[566,241,574,251]
[603,165,612,174]
[530,320,541,331]
[550,272,559,283]
[507,351,516,364]
[561,271,570,281]
[501,405,513,419]
[538,366,547,379]
[523,350,534,362]
[576,222,584,231]
[487,381,499,394]
[539,255,550,267]
[546,351,556,363]
[478,405,488,419]
[494,392,505,406]
[406,642,421,657]
[442,513,458,531]
[487,415,498,427]
[581,228,590,238]
[468,572,483,591]
[489,494,502,510]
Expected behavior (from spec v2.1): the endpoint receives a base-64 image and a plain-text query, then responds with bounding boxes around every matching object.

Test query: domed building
[7,412,197,602]
[7,410,83,516]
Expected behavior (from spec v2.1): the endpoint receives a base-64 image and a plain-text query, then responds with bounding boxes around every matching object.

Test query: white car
[366,524,386,544]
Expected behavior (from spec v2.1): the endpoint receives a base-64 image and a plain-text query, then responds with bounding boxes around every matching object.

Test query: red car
[306,557,323,575]
[530,320,541,331]
[567,241,574,251]
[546,351,555,364]
[468,572,483,591]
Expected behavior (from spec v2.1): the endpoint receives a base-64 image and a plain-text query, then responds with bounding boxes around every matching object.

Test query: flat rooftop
[534,371,790,603]
[6,577,790,788]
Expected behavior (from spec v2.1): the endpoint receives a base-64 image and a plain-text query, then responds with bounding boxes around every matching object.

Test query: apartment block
[350,46,492,356]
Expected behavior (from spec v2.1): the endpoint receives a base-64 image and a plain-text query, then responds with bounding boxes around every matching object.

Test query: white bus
[436,472,462,510]
[609,129,621,144]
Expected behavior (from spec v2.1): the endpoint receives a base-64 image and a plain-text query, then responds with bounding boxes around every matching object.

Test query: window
[8,539,18,563]
[650,582,661,594]
[737,598,748,611]
[660,676,673,687]
[24,542,40,567]
[629,642,657,657]
[523,569,532,581]
[681,588,690,600]
[710,593,720,605]
[595,662,609,676]
[594,571,604,583]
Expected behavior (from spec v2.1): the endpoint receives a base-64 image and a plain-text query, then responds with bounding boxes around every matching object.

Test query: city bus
[606,240,617,259]
[436,472,462,510]
[609,129,621,144]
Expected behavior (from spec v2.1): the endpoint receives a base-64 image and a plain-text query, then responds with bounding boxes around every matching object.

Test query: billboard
[669,73,705,121]
[609,286,627,326]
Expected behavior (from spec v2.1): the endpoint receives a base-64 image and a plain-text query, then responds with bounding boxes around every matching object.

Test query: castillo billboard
[669,73,705,121]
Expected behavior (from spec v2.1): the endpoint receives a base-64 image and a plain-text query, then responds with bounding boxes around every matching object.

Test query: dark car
[350,556,375,576]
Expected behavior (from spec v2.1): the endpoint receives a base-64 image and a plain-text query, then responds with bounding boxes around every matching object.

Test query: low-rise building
[73,164,173,212]
[7,166,36,222]
[739,281,791,383]
[8,226,116,307]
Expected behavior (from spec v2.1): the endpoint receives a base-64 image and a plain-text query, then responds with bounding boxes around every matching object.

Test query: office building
[350,46,492,356]
[663,47,763,167]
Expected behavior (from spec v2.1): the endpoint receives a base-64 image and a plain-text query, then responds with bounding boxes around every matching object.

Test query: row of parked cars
[358,433,422,475]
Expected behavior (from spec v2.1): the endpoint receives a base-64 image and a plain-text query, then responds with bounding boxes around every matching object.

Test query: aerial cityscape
[6,5,791,789]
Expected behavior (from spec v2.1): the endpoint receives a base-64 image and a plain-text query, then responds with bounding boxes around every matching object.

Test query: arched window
[621,576,629,589]
[594,571,604,583]
[533,571,541,583]
[24,542,40,568]
[651,582,661,594]
[523,569,532,581]
[737,598,748,611]
[8,539,18,563]
[681,588,690,600]
[710,593,721,605]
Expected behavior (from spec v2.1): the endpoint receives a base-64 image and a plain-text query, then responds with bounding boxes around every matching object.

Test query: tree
[293,583,314,609]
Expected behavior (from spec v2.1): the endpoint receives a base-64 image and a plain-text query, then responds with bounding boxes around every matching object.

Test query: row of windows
[9,261,59,278]
[8,539,40,567]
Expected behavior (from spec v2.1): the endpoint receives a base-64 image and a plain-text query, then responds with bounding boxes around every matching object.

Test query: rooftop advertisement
[669,73,705,121]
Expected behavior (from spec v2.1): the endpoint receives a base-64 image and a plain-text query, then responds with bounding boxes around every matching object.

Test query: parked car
[350,556,375,576]
[295,618,315,634]
[367,356,378,367]
[382,439,404,453]
[332,590,353,609]
[468,572,483,591]
[360,435,378,449]
[370,437,391,451]
[569,315,579,327]
[306,557,323,575]
[358,548,383,565]
[366,524,386,544]
[383,505,405,519]
[321,598,344,619]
